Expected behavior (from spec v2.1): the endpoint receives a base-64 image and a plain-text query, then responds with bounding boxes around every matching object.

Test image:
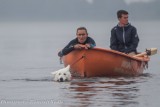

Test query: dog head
[51,65,71,82]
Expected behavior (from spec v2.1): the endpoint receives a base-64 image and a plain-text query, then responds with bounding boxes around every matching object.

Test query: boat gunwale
[89,47,149,62]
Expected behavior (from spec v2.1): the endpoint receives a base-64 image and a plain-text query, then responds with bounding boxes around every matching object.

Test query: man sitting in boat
[110,10,139,56]
[58,27,96,57]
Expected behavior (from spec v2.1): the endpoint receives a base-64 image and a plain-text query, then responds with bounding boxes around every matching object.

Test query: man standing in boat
[110,10,139,56]
[58,27,96,57]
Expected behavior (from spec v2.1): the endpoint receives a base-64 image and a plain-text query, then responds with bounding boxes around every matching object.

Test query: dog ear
[65,65,70,70]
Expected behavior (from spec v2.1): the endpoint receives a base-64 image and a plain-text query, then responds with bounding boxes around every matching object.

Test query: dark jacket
[110,23,139,53]
[58,37,96,57]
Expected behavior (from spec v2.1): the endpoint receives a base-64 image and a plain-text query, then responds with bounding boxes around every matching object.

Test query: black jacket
[58,37,96,57]
[110,23,139,53]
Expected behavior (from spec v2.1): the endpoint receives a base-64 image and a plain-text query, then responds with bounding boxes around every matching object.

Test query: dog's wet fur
[51,65,71,82]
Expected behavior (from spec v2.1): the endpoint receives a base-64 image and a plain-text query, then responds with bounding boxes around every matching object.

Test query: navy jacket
[58,37,96,57]
[110,23,139,53]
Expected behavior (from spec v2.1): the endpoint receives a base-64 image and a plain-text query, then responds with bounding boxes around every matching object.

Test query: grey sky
[0,0,159,21]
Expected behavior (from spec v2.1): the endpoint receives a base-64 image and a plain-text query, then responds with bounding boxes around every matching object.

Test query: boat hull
[62,48,149,77]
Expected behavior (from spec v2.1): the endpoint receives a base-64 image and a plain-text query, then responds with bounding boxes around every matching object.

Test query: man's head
[117,10,129,26]
[76,27,88,43]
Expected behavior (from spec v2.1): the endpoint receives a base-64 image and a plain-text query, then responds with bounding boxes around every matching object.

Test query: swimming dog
[51,65,71,82]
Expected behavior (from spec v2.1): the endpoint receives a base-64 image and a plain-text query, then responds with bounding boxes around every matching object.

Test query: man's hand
[74,44,84,49]
[85,44,91,49]
[74,44,89,49]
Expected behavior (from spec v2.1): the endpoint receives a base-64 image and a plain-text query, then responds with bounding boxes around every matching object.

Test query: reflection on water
[0,73,151,107]
[59,74,151,107]
[0,72,153,107]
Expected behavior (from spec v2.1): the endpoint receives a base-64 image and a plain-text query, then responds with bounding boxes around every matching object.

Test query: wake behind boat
[61,47,156,77]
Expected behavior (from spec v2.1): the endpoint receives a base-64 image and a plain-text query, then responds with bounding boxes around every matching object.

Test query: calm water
[0,21,159,107]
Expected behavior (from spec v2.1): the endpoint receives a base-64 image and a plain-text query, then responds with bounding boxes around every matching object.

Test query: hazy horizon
[0,0,159,21]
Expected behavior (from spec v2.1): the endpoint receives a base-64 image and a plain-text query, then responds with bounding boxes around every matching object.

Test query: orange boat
[62,47,151,77]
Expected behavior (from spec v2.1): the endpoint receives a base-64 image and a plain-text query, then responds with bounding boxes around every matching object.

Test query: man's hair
[117,10,128,18]
[76,27,88,34]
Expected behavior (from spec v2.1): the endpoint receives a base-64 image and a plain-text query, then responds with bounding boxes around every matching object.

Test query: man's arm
[110,28,118,50]
[126,27,139,53]
[87,37,96,48]
[58,41,75,57]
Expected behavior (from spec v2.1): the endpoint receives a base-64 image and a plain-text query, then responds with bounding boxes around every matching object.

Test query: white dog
[51,65,71,82]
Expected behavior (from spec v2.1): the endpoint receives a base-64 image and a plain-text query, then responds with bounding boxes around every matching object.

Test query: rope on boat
[70,55,85,66]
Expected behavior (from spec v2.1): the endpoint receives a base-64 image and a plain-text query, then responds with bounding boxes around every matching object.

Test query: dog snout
[59,78,64,82]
